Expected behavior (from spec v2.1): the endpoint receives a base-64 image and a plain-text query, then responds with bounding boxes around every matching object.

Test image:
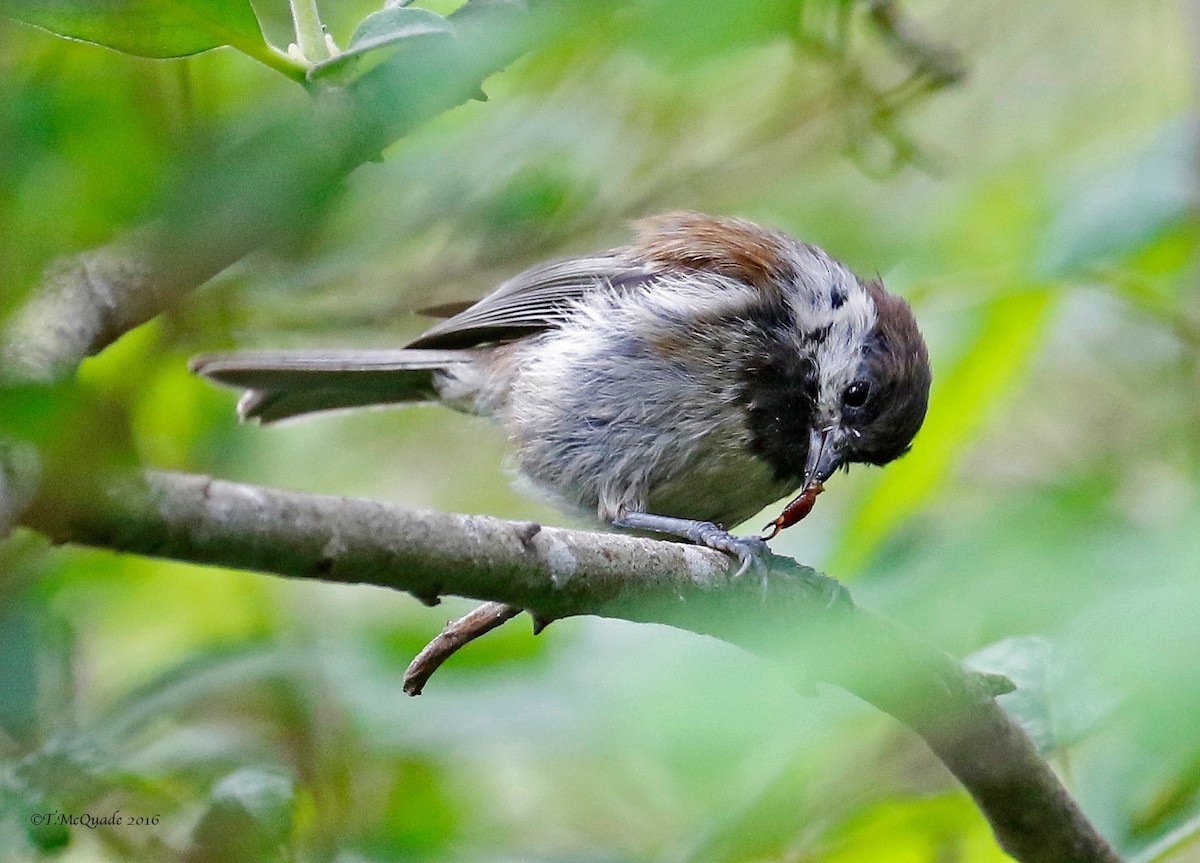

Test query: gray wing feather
[189,349,474,423]
[190,349,469,389]
[408,253,656,349]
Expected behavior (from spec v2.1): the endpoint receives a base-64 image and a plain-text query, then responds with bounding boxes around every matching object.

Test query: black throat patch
[738,307,819,484]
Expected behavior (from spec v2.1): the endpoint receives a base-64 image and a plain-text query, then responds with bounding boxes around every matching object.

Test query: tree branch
[403,600,524,695]
[867,0,966,88]
[16,469,1121,863]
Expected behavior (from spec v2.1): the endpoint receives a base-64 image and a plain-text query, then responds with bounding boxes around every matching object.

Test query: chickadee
[192,212,931,574]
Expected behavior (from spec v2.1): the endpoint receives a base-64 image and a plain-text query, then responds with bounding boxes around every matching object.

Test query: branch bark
[16,469,1122,863]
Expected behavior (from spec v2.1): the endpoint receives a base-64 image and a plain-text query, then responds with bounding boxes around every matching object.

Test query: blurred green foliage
[1,0,1198,860]
[7,0,270,60]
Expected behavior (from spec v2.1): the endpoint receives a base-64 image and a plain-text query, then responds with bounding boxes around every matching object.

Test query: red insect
[761,483,824,540]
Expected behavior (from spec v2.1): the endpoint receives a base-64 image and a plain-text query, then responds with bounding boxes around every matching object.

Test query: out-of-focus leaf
[0,599,40,746]
[130,353,234,471]
[0,383,78,448]
[1132,812,1200,863]
[830,287,1055,573]
[1093,222,1200,325]
[6,0,266,59]
[361,759,460,855]
[1038,117,1200,278]
[626,0,805,66]
[0,438,40,537]
[820,793,1011,863]
[676,719,900,863]
[8,734,126,851]
[0,380,140,512]
[309,7,454,81]
[186,768,294,863]
[19,796,71,853]
[967,635,1119,756]
[94,643,291,742]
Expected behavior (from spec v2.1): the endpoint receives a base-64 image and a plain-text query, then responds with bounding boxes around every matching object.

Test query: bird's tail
[189,349,474,423]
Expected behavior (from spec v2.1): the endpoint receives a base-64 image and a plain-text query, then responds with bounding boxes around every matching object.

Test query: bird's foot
[612,512,773,581]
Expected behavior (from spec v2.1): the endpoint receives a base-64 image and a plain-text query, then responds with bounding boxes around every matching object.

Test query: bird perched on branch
[192,212,931,575]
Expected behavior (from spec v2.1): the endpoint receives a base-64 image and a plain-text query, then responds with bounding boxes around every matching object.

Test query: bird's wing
[407,213,803,349]
[407,253,655,349]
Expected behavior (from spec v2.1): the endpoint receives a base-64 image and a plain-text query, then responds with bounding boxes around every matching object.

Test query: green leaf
[967,635,1118,755]
[0,598,42,746]
[626,0,806,67]
[188,768,295,863]
[1133,812,1200,863]
[6,0,265,59]
[821,794,1011,863]
[309,6,455,82]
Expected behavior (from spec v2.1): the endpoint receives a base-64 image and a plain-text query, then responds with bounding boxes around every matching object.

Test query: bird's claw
[732,537,772,581]
[690,522,772,581]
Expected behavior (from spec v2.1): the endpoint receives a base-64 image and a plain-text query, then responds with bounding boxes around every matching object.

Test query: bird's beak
[802,426,843,491]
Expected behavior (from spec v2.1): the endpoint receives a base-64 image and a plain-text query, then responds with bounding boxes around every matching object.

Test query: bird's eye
[843,381,870,408]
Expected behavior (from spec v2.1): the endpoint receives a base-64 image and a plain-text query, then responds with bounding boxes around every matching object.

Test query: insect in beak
[761,426,843,539]
[761,482,824,540]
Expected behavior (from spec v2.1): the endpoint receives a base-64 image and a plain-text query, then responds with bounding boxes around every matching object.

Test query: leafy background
[0,0,1197,860]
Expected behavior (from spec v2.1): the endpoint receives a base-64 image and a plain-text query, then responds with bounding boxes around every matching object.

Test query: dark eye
[843,381,870,408]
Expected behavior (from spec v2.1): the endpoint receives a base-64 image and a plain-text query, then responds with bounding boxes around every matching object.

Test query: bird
[191,212,931,575]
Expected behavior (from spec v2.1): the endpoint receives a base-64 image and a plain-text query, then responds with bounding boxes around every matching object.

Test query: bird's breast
[645,442,798,529]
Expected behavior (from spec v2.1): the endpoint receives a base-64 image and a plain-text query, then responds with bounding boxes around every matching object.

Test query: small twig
[867,0,965,87]
[403,601,524,695]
